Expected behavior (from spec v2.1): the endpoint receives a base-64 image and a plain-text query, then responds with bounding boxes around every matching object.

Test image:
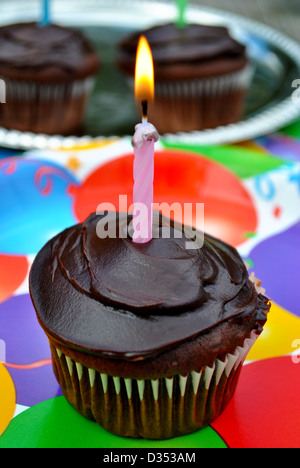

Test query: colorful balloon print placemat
[0,119,300,448]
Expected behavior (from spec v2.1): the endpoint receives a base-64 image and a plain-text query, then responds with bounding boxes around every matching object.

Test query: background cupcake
[29,212,270,439]
[117,23,253,134]
[0,22,100,135]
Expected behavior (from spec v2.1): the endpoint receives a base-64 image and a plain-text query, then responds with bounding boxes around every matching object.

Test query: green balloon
[161,139,286,179]
[0,396,227,448]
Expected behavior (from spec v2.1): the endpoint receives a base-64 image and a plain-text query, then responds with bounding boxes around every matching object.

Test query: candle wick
[141,100,148,121]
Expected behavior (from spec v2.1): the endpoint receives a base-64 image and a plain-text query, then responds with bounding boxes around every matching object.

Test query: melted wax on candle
[132,121,159,149]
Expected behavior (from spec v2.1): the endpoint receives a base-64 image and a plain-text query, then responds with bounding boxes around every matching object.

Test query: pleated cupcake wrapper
[154,65,253,98]
[1,76,95,102]
[54,329,257,400]
[50,329,259,438]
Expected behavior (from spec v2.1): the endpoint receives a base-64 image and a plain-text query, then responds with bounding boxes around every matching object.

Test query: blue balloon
[0,157,79,255]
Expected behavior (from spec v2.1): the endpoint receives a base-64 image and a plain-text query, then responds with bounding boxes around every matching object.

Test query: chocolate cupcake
[117,23,253,134]
[0,22,99,135]
[29,212,270,439]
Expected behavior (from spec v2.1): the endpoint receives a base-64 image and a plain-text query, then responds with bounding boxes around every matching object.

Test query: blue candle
[40,0,50,26]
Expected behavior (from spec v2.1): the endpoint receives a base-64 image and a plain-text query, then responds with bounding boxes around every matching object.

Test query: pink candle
[132,118,159,243]
[132,36,159,243]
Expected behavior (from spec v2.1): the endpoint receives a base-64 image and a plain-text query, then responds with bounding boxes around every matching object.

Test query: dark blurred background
[193,0,300,42]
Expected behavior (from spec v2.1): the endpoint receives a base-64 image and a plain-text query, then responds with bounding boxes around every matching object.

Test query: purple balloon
[249,222,300,317]
[256,135,300,163]
[0,294,62,407]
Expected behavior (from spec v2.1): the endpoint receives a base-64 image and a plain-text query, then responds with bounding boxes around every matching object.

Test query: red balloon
[211,356,300,448]
[72,150,257,247]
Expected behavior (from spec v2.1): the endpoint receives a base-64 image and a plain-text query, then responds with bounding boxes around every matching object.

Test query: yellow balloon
[59,137,119,152]
[0,363,16,436]
[246,302,300,361]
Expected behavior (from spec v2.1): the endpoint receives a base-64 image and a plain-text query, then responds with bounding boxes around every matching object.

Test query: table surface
[0,1,300,449]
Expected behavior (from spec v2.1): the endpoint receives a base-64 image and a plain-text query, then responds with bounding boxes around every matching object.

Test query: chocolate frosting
[117,23,248,80]
[30,212,266,361]
[0,22,99,81]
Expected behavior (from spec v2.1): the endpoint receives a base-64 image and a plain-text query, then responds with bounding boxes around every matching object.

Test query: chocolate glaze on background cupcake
[117,23,253,134]
[0,22,99,135]
[29,212,270,439]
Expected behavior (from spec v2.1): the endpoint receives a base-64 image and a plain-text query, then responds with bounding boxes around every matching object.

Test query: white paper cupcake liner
[154,65,253,98]
[1,76,95,102]
[0,76,96,134]
[50,328,259,439]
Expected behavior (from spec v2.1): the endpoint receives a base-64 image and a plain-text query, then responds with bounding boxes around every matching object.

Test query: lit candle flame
[135,36,154,108]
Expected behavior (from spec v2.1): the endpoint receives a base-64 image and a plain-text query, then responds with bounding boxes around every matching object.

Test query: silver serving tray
[0,0,300,149]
